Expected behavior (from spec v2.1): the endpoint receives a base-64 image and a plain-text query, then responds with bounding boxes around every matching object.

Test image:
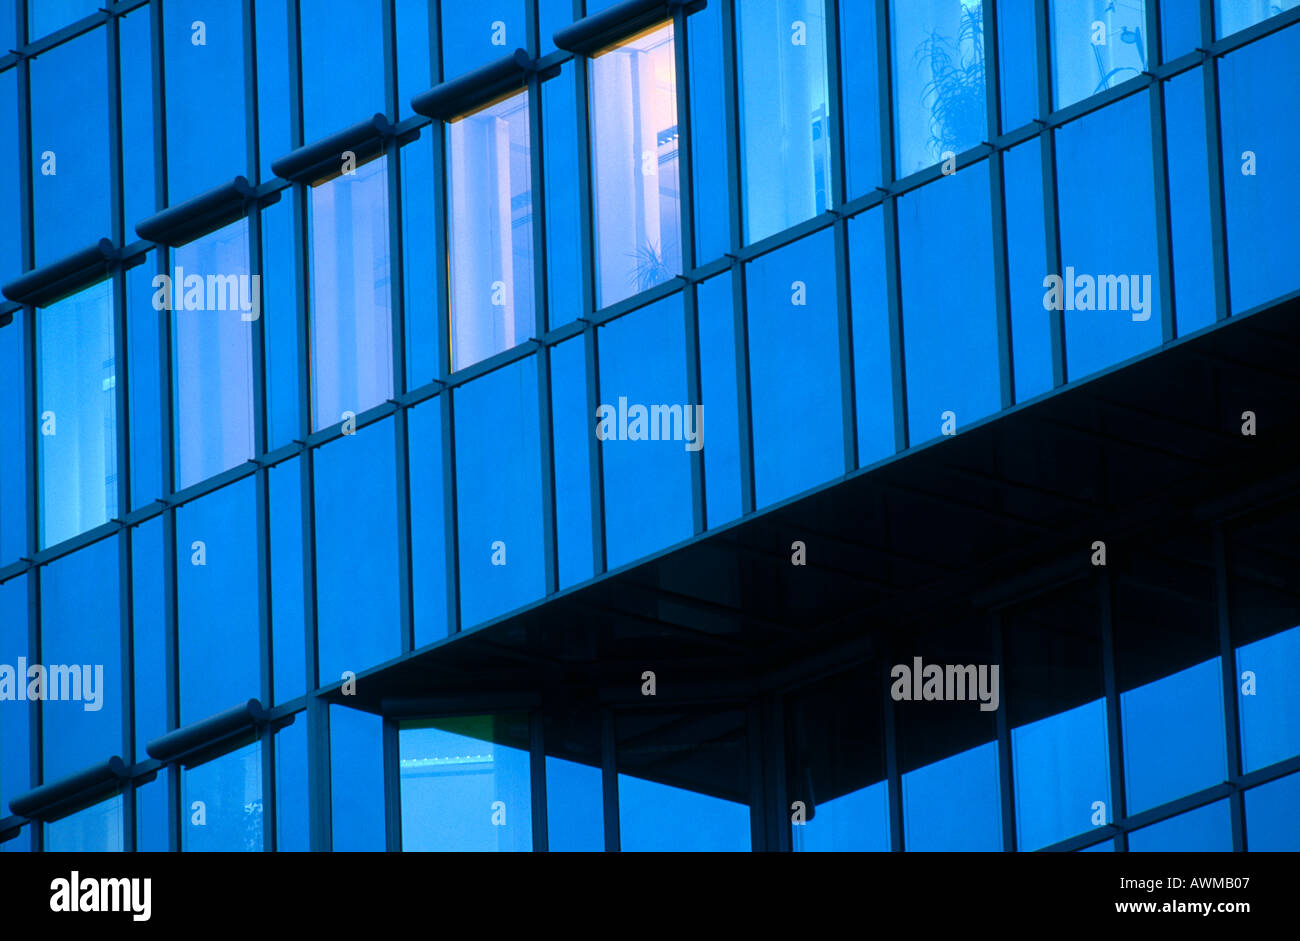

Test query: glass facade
[1,0,1298,854]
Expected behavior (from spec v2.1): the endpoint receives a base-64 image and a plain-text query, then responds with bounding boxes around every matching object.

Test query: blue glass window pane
[1080,838,1115,850]
[1050,0,1147,111]
[31,29,109,267]
[1012,698,1110,850]
[448,92,535,371]
[171,219,256,489]
[408,399,449,646]
[1219,25,1300,313]
[746,229,844,507]
[401,134,441,387]
[1236,624,1300,772]
[127,261,161,509]
[1164,68,1215,335]
[399,715,533,851]
[696,273,741,526]
[898,163,999,443]
[0,0,14,50]
[26,0,98,40]
[998,0,1039,130]
[309,156,393,430]
[314,418,400,681]
[37,281,117,548]
[270,459,305,703]
[262,196,300,448]
[892,0,986,178]
[255,0,290,183]
[591,22,682,308]
[902,741,1001,851]
[545,755,603,852]
[538,0,572,57]
[396,0,431,120]
[1244,771,1300,850]
[1055,91,1161,380]
[847,208,897,465]
[182,740,263,851]
[131,518,166,764]
[455,357,545,627]
[276,716,310,851]
[46,795,123,851]
[176,477,259,726]
[120,6,154,231]
[164,1,246,204]
[598,296,693,568]
[136,775,168,850]
[441,1,526,80]
[543,65,582,328]
[0,67,18,285]
[794,781,890,852]
[1121,658,1226,814]
[0,575,30,813]
[330,705,385,851]
[839,0,881,197]
[1217,0,1298,38]
[0,311,26,563]
[300,0,385,142]
[1128,798,1232,851]
[738,0,831,242]
[1160,0,1201,60]
[688,0,729,260]
[1004,142,1054,401]
[550,338,594,589]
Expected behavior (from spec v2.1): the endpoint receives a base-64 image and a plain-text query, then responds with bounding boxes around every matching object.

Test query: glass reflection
[46,795,124,852]
[1051,0,1147,111]
[182,740,263,851]
[902,740,1001,851]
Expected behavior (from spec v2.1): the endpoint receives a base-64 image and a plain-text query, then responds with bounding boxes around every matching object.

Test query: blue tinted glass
[262,196,300,448]
[46,795,123,851]
[898,163,999,443]
[902,741,1001,850]
[309,156,393,430]
[538,0,572,57]
[396,0,431,119]
[132,518,166,763]
[1160,0,1200,60]
[441,1,526,80]
[688,0,729,260]
[448,92,535,371]
[591,23,682,308]
[314,418,400,681]
[0,311,26,563]
[136,775,168,850]
[1121,658,1226,814]
[120,7,155,231]
[0,575,30,813]
[37,281,117,548]
[164,1,246,204]
[1244,771,1300,850]
[256,0,291,182]
[892,0,986,178]
[696,274,742,526]
[618,774,750,850]
[1217,0,1298,37]
[176,477,259,725]
[128,259,162,509]
[847,208,897,465]
[408,399,449,646]
[1080,838,1115,851]
[550,338,594,589]
[455,357,545,627]
[270,459,305,703]
[746,229,844,506]
[543,65,582,327]
[1236,624,1300,772]
[1128,798,1232,851]
[182,740,263,851]
[1164,68,1215,334]
[599,296,693,568]
[1055,92,1161,380]
[400,715,533,851]
[330,705,385,851]
[172,220,256,490]
[0,67,18,284]
[794,780,890,851]
[300,0,385,142]
[1012,698,1110,850]
[738,0,831,242]
[27,0,98,40]
[998,0,1039,130]
[840,0,881,197]
[31,28,109,266]
[1004,142,1054,401]
[1219,25,1300,313]
[0,0,13,50]
[276,716,310,850]
[1051,0,1147,110]
[401,134,441,387]
[546,756,603,851]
